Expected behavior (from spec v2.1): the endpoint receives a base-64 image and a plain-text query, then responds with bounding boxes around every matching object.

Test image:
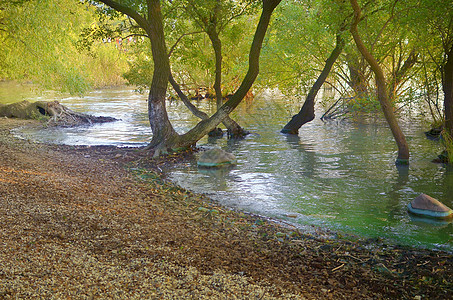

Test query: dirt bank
[0,118,452,299]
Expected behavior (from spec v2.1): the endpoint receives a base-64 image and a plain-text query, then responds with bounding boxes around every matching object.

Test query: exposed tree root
[0,100,117,127]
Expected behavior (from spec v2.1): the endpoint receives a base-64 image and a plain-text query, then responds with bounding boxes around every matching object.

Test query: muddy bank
[0,118,452,299]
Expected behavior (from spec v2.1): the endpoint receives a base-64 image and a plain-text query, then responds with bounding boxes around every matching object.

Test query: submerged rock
[408,193,453,220]
[197,148,236,168]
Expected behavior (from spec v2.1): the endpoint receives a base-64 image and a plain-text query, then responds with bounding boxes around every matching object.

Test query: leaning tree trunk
[98,0,280,155]
[174,0,281,147]
[443,43,453,139]
[169,74,210,120]
[281,34,345,134]
[170,73,247,138]
[350,0,410,164]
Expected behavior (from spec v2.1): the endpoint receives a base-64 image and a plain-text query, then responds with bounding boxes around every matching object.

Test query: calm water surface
[2,82,452,251]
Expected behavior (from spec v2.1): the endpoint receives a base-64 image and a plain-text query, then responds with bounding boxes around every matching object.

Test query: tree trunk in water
[281,34,345,134]
[174,0,281,146]
[350,0,409,164]
[169,73,248,138]
[207,24,248,138]
[97,0,280,154]
[169,74,210,120]
[146,0,179,155]
[207,27,224,110]
[443,43,453,139]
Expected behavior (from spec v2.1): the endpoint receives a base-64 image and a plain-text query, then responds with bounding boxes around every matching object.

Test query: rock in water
[197,148,236,168]
[408,193,453,219]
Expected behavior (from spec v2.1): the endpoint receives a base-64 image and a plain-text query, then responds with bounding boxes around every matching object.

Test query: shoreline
[16,122,450,254]
[1,118,452,298]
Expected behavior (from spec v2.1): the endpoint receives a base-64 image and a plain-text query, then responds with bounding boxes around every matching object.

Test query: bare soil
[0,118,452,299]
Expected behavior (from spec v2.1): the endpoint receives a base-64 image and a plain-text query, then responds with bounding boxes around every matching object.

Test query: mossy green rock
[197,148,236,168]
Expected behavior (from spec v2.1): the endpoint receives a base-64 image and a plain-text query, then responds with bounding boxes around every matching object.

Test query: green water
[169,98,453,251]
[2,82,452,251]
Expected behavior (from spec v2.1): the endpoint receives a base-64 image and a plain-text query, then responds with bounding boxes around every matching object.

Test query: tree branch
[96,0,150,33]
[180,0,281,139]
[220,1,254,32]
[168,31,203,57]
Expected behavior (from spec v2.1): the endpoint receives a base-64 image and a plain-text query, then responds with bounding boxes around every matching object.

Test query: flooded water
[2,82,452,251]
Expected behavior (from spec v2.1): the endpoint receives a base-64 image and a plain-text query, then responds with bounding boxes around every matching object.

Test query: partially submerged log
[0,100,117,127]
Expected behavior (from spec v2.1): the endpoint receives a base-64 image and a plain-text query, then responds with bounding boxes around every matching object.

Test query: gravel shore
[0,118,452,299]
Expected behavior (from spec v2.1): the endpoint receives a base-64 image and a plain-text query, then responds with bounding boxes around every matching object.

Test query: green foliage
[1,0,451,129]
[257,0,449,118]
[166,0,258,96]
[349,94,380,113]
[259,0,349,97]
[80,0,257,97]
[0,0,128,93]
[122,38,154,92]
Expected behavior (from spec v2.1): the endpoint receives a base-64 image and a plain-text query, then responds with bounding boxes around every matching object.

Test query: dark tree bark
[350,0,410,164]
[204,3,248,138]
[97,0,178,155]
[170,72,245,137]
[176,0,281,144]
[442,43,453,139]
[206,26,223,110]
[169,73,210,120]
[97,0,280,155]
[281,34,345,134]
[206,28,248,138]
[146,0,179,154]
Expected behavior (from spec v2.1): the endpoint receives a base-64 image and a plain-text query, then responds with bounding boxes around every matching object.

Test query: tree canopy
[2,0,453,161]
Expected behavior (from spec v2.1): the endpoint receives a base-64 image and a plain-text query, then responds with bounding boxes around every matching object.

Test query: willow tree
[94,0,281,155]
[281,34,345,134]
[280,0,348,134]
[349,0,409,164]
[170,0,258,137]
[1,0,127,92]
[260,0,348,134]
